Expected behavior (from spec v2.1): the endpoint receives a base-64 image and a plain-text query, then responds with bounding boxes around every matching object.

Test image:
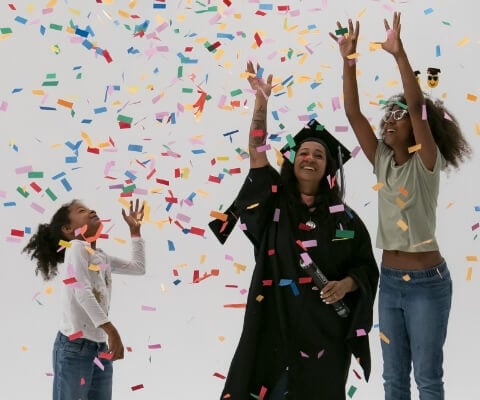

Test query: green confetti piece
[335,27,348,35]
[177,66,183,78]
[286,134,295,148]
[75,73,82,79]
[230,89,243,97]
[307,102,316,111]
[182,88,193,93]
[16,187,29,198]
[46,188,57,201]
[336,229,355,239]
[28,171,44,179]
[117,114,133,123]
[49,23,63,31]
[123,184,136,193]
[347,385,357,398]
[279,123,285,130]
[394,100,408,110]
[46,73,57,79]
[441,21,451,26]
[0,27,13,34]
[315,123,325,131]
[42,81,59,86]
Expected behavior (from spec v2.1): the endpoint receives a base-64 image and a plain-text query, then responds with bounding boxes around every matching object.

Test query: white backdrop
[1,1,479,399]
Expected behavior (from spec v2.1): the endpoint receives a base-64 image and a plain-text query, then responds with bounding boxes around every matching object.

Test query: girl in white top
[23,198,146,400]
[331,12,471,400]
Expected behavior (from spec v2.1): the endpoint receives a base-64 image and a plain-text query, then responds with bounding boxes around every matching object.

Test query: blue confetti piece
[82,40,93,50]
[81,119,92,124]
[14,16,28,24]
[170,112,176,124]
[256,67,264,78]
[424,8,434,15]
[39,106,56,111]
[4,202,16,207]
[168,240,175,251]
[128,144,143,152]
[40,25,46,36]
[272,110,279,120]
[259,4,273,10]
[279,278,292,286]
[94,107,107,114]
[191,149,206,154]
[281,75,294,86]
[153,2,166,9]
[290,282,300,296]
[217,33,235,40]
[166,202,173,212]
[52,171,66,180]
[310,82,321,90]
[173,279,181,285]
[25,227,31,234]
[60,178,72,192]
[125,170,137,181]
[474,206,480,212]
[12,88,23,94]
[435,45,441,57]
[65,156,77,164]
[187,192,197,202]
[75,27,89,37]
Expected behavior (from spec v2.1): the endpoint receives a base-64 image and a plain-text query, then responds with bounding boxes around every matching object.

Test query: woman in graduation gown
[210,62,379,400]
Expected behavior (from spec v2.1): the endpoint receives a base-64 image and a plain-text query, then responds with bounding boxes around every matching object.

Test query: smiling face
[381,105,414,149]
[61,201,101,240]
[293,140,328,187]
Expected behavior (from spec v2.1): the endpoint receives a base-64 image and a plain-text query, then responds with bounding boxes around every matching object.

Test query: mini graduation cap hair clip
[280,119,352,169]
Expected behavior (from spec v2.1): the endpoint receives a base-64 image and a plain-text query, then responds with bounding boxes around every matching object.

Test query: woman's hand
[381,11,404,57]
[320,276,358,304]
[329,19,360,60]
[246,61,273,100]
[122,198,144,237]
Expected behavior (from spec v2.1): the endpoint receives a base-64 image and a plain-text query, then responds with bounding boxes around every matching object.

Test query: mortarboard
[208,119,351,245]
[280,119,351,169]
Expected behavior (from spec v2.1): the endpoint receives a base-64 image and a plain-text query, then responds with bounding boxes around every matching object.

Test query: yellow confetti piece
[246,203,259,210]
[118,9,130,18]
[21,346,29,352]
[466,256,478,262]
[466,267,473,281]
[88,264,100,272]
[372,182,384,191]
[395,197,406,208]
[386,80,399,87]
[475,123,480,136]
[466,93,478,102]
[160,283,167,293]
[196,188,209,197]
[347,52,360,60]
[357,7,367,18]
[457,37,470,47]
[256,295,264,302]
[408,144,422,153]
[369,42,382,51]
[402,274,411,282]
[58,239,71,248]
[218,336,225,342]
[45,286,54,295]
[67,8,81,16]
[114,237,126,244]
[214,49,224,61]
[446,202,454,209]
[397,219,409,231]
[84,246,95,255]
[233,263,247,273]
[199,254,207,264]
[118,197,131,209]
[398,186,409,197]
[411,239,433,248]
[32,90,45,96]
[379,332,390,344]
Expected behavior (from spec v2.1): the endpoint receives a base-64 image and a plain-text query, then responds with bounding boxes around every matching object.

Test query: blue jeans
[379,261,452,400]
[52,331,113,400]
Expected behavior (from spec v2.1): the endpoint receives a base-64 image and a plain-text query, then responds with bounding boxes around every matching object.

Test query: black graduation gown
[216,166,379,400]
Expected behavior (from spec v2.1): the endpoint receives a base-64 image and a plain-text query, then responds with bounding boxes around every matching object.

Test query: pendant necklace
[306,219,316,230]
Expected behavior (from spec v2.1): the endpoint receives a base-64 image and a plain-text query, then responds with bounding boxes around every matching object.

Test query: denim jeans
[379,261,452,400]
[52,331,113,400]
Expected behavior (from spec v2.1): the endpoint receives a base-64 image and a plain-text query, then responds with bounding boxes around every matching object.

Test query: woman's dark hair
[381,93,472,170]
[279,143,344,207]
[22,200,77,280]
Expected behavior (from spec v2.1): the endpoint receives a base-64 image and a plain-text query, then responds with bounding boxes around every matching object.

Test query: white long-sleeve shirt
[59,237,146,342]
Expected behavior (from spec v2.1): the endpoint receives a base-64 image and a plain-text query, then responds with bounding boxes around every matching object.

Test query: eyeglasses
[383,109,408,122]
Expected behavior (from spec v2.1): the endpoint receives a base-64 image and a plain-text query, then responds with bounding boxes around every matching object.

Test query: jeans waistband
[56,331,106,349]
[381,260,448,280]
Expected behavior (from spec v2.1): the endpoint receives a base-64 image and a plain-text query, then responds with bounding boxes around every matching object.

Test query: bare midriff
[382,249,443,270]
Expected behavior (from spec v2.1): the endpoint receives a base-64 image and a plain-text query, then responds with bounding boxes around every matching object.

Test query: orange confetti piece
[210,211,228,222]
[466,267,473,281]
[57,99,74,108]
[408,144,422,153]
[223,303,247,308]
[372,182,384,191]
[466,93,478,102]
[397,219,408,231]
[466,256,478,262]
[379,332,390,344]
[402,274,411,282]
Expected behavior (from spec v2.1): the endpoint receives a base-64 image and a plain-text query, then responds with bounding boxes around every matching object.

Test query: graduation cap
[280,118,351,169]
[208,119,351,245]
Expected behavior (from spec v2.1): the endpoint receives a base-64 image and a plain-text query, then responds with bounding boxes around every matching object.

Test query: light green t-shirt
[374,141,445,252]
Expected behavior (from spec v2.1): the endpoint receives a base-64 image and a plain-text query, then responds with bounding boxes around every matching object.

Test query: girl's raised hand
[329,19,360,60]
[381,11,403,56]
[122,198,144,236]
[246,61,273,99]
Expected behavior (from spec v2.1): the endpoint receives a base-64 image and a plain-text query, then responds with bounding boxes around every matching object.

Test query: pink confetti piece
[329,204,345,213]
[0,101,8,111]
[351,146,361,158]
[356,328,367,337]
[301,240,317,248]
[273,208,280,222]
[317,349,325,359]
[331,96,341,111]
[422,104,427,120]
[15,165,33,174]
[300,252,312,265]
[147,344,162,349]
[141,305,157,311]
[6,237,22,243]
[300,351,310,358]
[30,202,45,214]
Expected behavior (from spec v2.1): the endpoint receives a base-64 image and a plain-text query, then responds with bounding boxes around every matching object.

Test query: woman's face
[293,141,328,186]
[381,105,414,148]
[63,202,102,240]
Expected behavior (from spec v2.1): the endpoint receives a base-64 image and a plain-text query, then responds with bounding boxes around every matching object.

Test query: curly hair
[380,93,472,170]
[22,200,77,280]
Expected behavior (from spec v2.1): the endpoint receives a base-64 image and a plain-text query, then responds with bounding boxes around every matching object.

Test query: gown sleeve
[343,208,379,381]
[209,165,280,247]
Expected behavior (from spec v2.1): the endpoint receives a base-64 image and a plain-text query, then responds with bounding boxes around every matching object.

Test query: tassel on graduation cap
[208,119,352,244]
